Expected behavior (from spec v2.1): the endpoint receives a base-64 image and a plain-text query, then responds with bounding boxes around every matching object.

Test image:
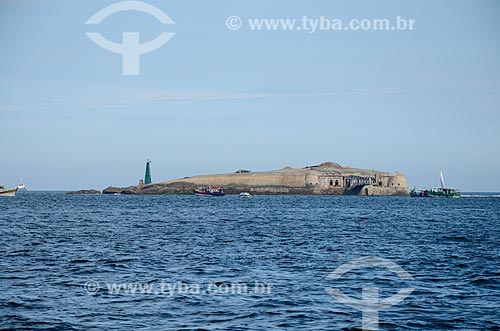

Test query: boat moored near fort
[193,186,225,196]
[410,171,460,198]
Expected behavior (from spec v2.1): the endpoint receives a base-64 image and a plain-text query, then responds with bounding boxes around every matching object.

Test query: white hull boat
[0,186,17,197]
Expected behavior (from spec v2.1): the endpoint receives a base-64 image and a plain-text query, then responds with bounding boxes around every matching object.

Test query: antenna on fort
[144,159,152,185]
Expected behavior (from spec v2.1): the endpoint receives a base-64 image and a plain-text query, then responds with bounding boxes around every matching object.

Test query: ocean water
[1,192,499,330]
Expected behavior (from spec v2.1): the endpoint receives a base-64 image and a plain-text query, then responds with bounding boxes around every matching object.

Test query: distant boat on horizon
[17,178,28,191]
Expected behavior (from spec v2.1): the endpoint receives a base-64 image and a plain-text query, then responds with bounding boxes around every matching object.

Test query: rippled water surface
[1,192,499,330]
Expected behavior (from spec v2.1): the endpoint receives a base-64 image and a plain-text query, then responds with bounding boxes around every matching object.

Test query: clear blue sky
[1,0,499,191]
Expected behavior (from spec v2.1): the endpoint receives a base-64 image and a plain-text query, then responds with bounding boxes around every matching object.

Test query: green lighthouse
[144,159,152,185]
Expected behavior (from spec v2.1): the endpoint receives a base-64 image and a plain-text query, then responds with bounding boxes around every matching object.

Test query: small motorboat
[193,186,225,196]
[0,186,17,197]
[410,188,428,197]
[239,192,252,198]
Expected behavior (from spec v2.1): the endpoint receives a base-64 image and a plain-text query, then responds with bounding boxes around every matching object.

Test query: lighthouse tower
[144,159,152,185]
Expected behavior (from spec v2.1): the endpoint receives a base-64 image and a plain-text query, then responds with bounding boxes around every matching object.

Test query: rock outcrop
[102,186,125,194]
[103,162,409,196]
[66,189,101,195]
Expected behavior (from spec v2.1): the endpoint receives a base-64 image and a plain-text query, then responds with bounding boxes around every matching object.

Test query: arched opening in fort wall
[319,176,343,189]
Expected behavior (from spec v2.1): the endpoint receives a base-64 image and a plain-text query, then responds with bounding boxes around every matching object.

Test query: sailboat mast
[440,171,446,189]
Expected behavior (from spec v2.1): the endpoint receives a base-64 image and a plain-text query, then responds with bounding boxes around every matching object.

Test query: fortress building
[104,162,409,196]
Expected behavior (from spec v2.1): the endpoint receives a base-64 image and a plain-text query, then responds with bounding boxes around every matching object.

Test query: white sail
[440,171,446,189]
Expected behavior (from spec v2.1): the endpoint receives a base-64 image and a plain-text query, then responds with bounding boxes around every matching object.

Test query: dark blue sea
[1,192,499,330]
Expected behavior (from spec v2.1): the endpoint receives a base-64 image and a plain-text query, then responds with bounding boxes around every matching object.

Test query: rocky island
[103,162,409,196]
[66,189,101,195]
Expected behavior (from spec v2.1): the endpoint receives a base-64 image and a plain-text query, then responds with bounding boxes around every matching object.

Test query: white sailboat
[427,171,460,198]
[410,171,461,198]
[17,178,28,191]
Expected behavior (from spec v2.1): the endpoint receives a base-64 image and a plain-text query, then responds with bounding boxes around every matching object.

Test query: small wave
[3,301,23,308]
[69,259,92,264]
[469,278,493,285]
[441,235,471,242]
